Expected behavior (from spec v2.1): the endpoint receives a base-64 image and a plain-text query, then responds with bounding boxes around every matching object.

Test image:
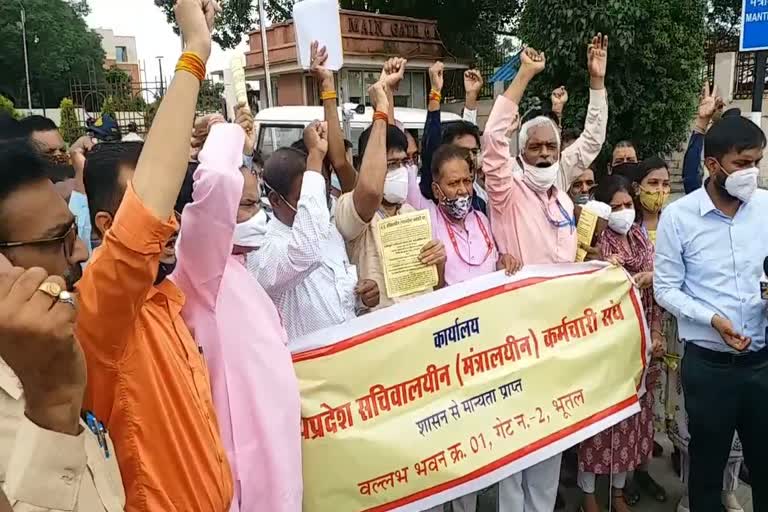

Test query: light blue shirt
[654,186,768,353]
[68,190,92,258]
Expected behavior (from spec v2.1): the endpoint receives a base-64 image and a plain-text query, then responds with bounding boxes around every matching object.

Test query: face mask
[572,193,590,206]
[521,159,560,193]
[155,260,177,285]
[437,185,473,220]
[383,166,409,205]
[233,209,268,248]
[608,209,636,236]
[638,188,668,213]
[723,165,759,203]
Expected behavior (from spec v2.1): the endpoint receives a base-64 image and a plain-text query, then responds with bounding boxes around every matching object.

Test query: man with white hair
[481,35,608,512]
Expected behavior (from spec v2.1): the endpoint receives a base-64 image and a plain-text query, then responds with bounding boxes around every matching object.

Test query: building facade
[246,10,467,108]
[95,28,140,85]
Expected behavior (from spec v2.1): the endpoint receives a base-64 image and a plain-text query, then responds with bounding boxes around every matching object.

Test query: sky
[85,0,251,84]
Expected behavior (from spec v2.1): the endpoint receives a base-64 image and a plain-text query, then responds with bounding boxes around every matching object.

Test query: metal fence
[69,75,226,134]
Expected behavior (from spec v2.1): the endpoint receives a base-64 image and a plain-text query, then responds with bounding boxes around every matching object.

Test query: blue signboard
[741,0,768,51]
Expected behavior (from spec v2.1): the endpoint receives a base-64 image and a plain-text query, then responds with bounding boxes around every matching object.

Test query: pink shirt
[172,124,302,512]
[482,96,577,264]
[406,168,497,285]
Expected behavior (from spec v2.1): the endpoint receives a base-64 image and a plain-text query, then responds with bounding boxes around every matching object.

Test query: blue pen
[98,421,110,459]
[85,413,100,445]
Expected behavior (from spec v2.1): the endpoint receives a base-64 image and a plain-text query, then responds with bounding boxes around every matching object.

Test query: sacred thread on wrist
[373,111,389,123]
[320,90,338,101]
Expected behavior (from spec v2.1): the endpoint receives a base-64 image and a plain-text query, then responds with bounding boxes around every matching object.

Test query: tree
[518,0,707,160]
[0,0,105,109]
[708,0,741,41]
[156,0,522,61]
[0,95,20,120]
[101,96,117,118]
[59,97,82,143]
[197,80,225,113]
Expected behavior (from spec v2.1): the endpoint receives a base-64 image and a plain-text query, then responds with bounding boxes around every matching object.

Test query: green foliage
[157,0,521,61]
[59,97,82,143]
[100,96,117,118]
[0,95,21,120]
[104,66,146,111]
[197,80,225,113]
[708,0,741,40]
[518,0,707,160]
[0,0,105,108]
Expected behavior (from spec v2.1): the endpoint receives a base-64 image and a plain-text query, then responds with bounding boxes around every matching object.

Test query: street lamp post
[19,1,32,112]
[257,0,273,108]
[156,56,165,96]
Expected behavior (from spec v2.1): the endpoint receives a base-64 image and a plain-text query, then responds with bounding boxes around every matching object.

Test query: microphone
[761,257,768,300]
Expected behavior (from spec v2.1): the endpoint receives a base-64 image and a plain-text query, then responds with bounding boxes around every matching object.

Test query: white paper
[293,0,344,71]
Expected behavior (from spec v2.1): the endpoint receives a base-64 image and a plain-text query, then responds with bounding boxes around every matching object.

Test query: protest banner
[291,263,650,512]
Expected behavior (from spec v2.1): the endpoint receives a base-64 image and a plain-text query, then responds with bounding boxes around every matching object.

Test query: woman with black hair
[577,175,665,512]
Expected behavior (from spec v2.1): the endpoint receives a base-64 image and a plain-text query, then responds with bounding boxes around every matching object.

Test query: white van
[255,104,462,158]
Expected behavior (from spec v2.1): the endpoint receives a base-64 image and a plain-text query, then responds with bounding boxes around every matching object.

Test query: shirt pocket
[85,431,126,512]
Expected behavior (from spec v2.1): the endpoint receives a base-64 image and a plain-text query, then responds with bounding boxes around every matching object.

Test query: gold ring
[37,281,62,298]
[58,290,76,308]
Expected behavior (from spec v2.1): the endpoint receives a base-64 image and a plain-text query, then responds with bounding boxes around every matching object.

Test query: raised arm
[483,47,545,207]
[550,86,568,128]
[132,0,218,220]
[253,123,332,292]
[418,61,444,201]
[684,82,721,194]
[76,0,218,357]
[462,69,483,124]
[311,41,356,193]
[350,82,394,223]
[560,34,608,189]
[173,120,245,309]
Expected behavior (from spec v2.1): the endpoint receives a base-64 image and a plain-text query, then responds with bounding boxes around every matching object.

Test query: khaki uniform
[0,361,125,512]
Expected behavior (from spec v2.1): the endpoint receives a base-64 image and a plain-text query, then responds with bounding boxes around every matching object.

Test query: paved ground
[462,437,754,512]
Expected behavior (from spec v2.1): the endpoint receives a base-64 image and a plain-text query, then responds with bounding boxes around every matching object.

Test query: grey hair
[518,115,561,155]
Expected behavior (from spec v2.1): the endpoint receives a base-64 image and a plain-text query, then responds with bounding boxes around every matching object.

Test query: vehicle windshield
[259,125,306,158]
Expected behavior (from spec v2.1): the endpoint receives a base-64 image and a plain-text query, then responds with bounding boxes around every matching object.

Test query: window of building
[115,46,128,63]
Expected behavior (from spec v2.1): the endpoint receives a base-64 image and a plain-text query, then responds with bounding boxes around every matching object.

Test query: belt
[686,343,768,367]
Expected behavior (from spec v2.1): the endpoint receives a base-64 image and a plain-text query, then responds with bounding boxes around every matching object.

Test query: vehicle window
[258,125,306,159]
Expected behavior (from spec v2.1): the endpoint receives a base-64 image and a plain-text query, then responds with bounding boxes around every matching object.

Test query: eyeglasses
[386,158,409,171]
[0,222,79,259]
[404,153,421,169]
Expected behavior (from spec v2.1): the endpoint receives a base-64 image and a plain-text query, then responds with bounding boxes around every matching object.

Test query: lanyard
[538,195,575,232]
[439,208,494,266]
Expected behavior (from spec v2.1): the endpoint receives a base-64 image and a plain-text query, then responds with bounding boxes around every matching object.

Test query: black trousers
[682,343,768,512]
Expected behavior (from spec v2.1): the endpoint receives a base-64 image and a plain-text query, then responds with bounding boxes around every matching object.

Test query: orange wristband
[373,111,389,123]
[175,52,206,81]
[429,89,442,102]
[320,90,337,101]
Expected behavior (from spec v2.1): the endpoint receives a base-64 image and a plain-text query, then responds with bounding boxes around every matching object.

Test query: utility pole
[156,56,165,96]
[751,51,768,127]
[257,0,273,107]
[19,2,32,112]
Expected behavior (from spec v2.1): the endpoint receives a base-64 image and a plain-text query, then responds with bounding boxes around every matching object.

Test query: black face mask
[155,261,177,285]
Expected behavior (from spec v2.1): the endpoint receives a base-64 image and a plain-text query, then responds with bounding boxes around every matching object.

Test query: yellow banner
[291,264,649,512]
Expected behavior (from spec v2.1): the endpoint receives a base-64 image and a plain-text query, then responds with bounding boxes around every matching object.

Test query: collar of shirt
[148,278,186,313]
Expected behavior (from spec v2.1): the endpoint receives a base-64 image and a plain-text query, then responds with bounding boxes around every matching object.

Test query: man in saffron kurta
[172,122,302,512]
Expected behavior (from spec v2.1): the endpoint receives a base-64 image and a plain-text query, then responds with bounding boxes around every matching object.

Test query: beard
[154,260,177,285]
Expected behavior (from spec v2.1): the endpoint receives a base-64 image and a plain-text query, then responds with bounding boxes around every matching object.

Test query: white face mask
[383,166,409,205]
[521,159,560,193]
[608,208,635,236]
[233,209,268,248]
[724,166,759,203]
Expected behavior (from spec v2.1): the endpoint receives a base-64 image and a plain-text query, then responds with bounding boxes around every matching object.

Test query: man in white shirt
[248,122,379,341]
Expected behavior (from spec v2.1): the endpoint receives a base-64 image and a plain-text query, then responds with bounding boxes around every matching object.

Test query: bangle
[429,89,442,102]
[320,90,337,101]
[175,52,206,82]
[373,110,389,123]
